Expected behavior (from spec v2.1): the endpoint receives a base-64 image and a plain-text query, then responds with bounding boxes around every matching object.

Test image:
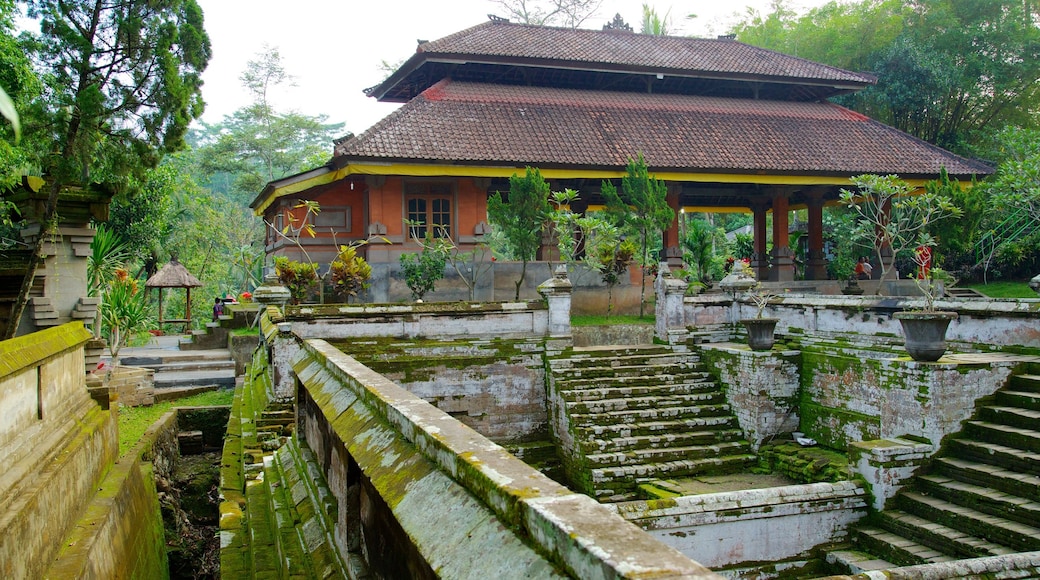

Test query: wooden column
[769,190,796,281]
[806,189,828,280]
[662,183,683,268]
[751,202,769,280]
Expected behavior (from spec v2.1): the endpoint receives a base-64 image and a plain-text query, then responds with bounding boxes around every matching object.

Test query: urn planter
[894,311,957,362]
[741,317,779,351]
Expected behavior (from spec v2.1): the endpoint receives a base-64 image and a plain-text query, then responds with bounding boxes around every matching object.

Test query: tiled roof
[368,21,876,101]
[425,21,874,84]
[335,80,993,178]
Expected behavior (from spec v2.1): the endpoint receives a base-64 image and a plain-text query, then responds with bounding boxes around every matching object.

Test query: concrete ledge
[818,551,1040,579]
[612,482,869,569]
[294,338,717,579]
[0,321,91,378]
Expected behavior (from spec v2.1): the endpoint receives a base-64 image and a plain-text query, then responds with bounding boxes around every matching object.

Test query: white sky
[195,0,828,136]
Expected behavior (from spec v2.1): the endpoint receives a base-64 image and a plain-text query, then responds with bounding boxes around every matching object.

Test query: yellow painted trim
[253,161,937,215]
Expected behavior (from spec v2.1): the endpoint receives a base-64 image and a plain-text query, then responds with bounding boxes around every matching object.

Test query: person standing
[861,257,873,279]
[213,297,224,321]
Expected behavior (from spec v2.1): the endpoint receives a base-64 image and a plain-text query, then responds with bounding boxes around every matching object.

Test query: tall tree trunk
[515,259,527,300]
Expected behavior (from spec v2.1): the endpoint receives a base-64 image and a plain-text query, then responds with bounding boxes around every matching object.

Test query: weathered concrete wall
[283,300,550,340]
[45,413,172,580]
[293,339,718,579]
[613,482,868,569]
[342,337,549,443]
[572,324,654,347]
[684,294,1040,351]
[800,350,1026,450]
[0,322,121,580]
[699,344,801,450]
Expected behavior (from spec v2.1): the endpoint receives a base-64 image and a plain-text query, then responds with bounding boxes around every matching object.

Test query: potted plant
[829,255,863,295]
[893,249,958,362]
[735,262,779,351]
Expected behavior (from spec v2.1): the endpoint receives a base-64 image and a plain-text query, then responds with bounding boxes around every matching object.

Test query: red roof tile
[335,80,992,178]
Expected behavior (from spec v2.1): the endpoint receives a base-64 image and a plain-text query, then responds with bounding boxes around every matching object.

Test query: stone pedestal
[537,265,572,338]
[655,263,688,342]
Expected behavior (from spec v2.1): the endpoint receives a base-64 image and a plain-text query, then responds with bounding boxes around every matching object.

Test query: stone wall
[0,322,120,579]
[684,294,1040,352]
[800,349,1025,450]
[282,300,550,340]
[341,337,550,443]
[614,482,868,569]
[293,339,717,579]
[699,344,802,450]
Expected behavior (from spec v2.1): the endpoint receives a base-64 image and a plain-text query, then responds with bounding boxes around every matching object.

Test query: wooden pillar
[769,190,796,282]
[662,183,683,268]
[806,190,828,280]
[751,202,769,280]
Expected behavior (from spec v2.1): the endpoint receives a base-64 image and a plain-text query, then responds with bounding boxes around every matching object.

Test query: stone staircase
[549,345,755,501]
[116,341,237,401]
[833,365,1040,573]
[220,349,352,579]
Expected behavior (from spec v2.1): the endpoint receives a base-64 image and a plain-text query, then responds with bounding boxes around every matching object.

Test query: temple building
[250,18,991,289]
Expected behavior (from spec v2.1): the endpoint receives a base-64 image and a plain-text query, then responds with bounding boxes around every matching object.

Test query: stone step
[262,456,310,576]
[154,368,237,389]
[1009,374,1040,393]
[570,403,733,427]
[965,420,1040,454]
[897,491,1040,552]
[825,549,897,575]
[577,415,740,439]
[875,509,1013,560]
[851,526,956,567]
[917,474,1040,529]
[549,351,688,371]
[978,405,1040,431]
[120,348,234,367]
[566,392,724,415]
[590,454,756,492]
[586,440,752,468]
[948,438,1040,477]
[585,428,746,454]
[140,359,236,374]
[555,370,713,390]
[561,381,719,402]
[552,362,704,381]
[556,344,678,360]
[934,456,1040,502]
[996,390,1040,412]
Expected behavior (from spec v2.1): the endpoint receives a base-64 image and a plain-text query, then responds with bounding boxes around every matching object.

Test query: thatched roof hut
[145,258,202,326]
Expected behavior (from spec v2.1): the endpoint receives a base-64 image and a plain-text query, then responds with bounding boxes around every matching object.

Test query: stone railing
[292,338,718,579]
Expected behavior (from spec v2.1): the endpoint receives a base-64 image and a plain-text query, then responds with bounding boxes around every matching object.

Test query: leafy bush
[273,256,318,305]
[329,245,372,302]
[399,242,446,301]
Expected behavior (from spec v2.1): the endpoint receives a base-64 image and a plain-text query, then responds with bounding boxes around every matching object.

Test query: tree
[194,47,345,201]
[682,218,725,284]
[487,167,551,300]
[730,0,1040,151]
[5,0,211,339]
[640,4,671,35]
[487,0,604,27]
[602,153,674,316]
[839,174,962,290]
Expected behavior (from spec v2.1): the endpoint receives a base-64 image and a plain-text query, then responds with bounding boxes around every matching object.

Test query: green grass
[230,327,260,337]
[572,314,655,326]
[963,281,1037,299]
[118,389,234,457]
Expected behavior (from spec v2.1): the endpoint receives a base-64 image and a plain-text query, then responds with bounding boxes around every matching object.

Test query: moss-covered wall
[333,337,549,443]
[800,348,1023,450]
[0,322,121,580]
[699,344,801,450]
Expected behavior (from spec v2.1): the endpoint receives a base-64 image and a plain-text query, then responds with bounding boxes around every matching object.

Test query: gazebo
[145,258,203,330]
